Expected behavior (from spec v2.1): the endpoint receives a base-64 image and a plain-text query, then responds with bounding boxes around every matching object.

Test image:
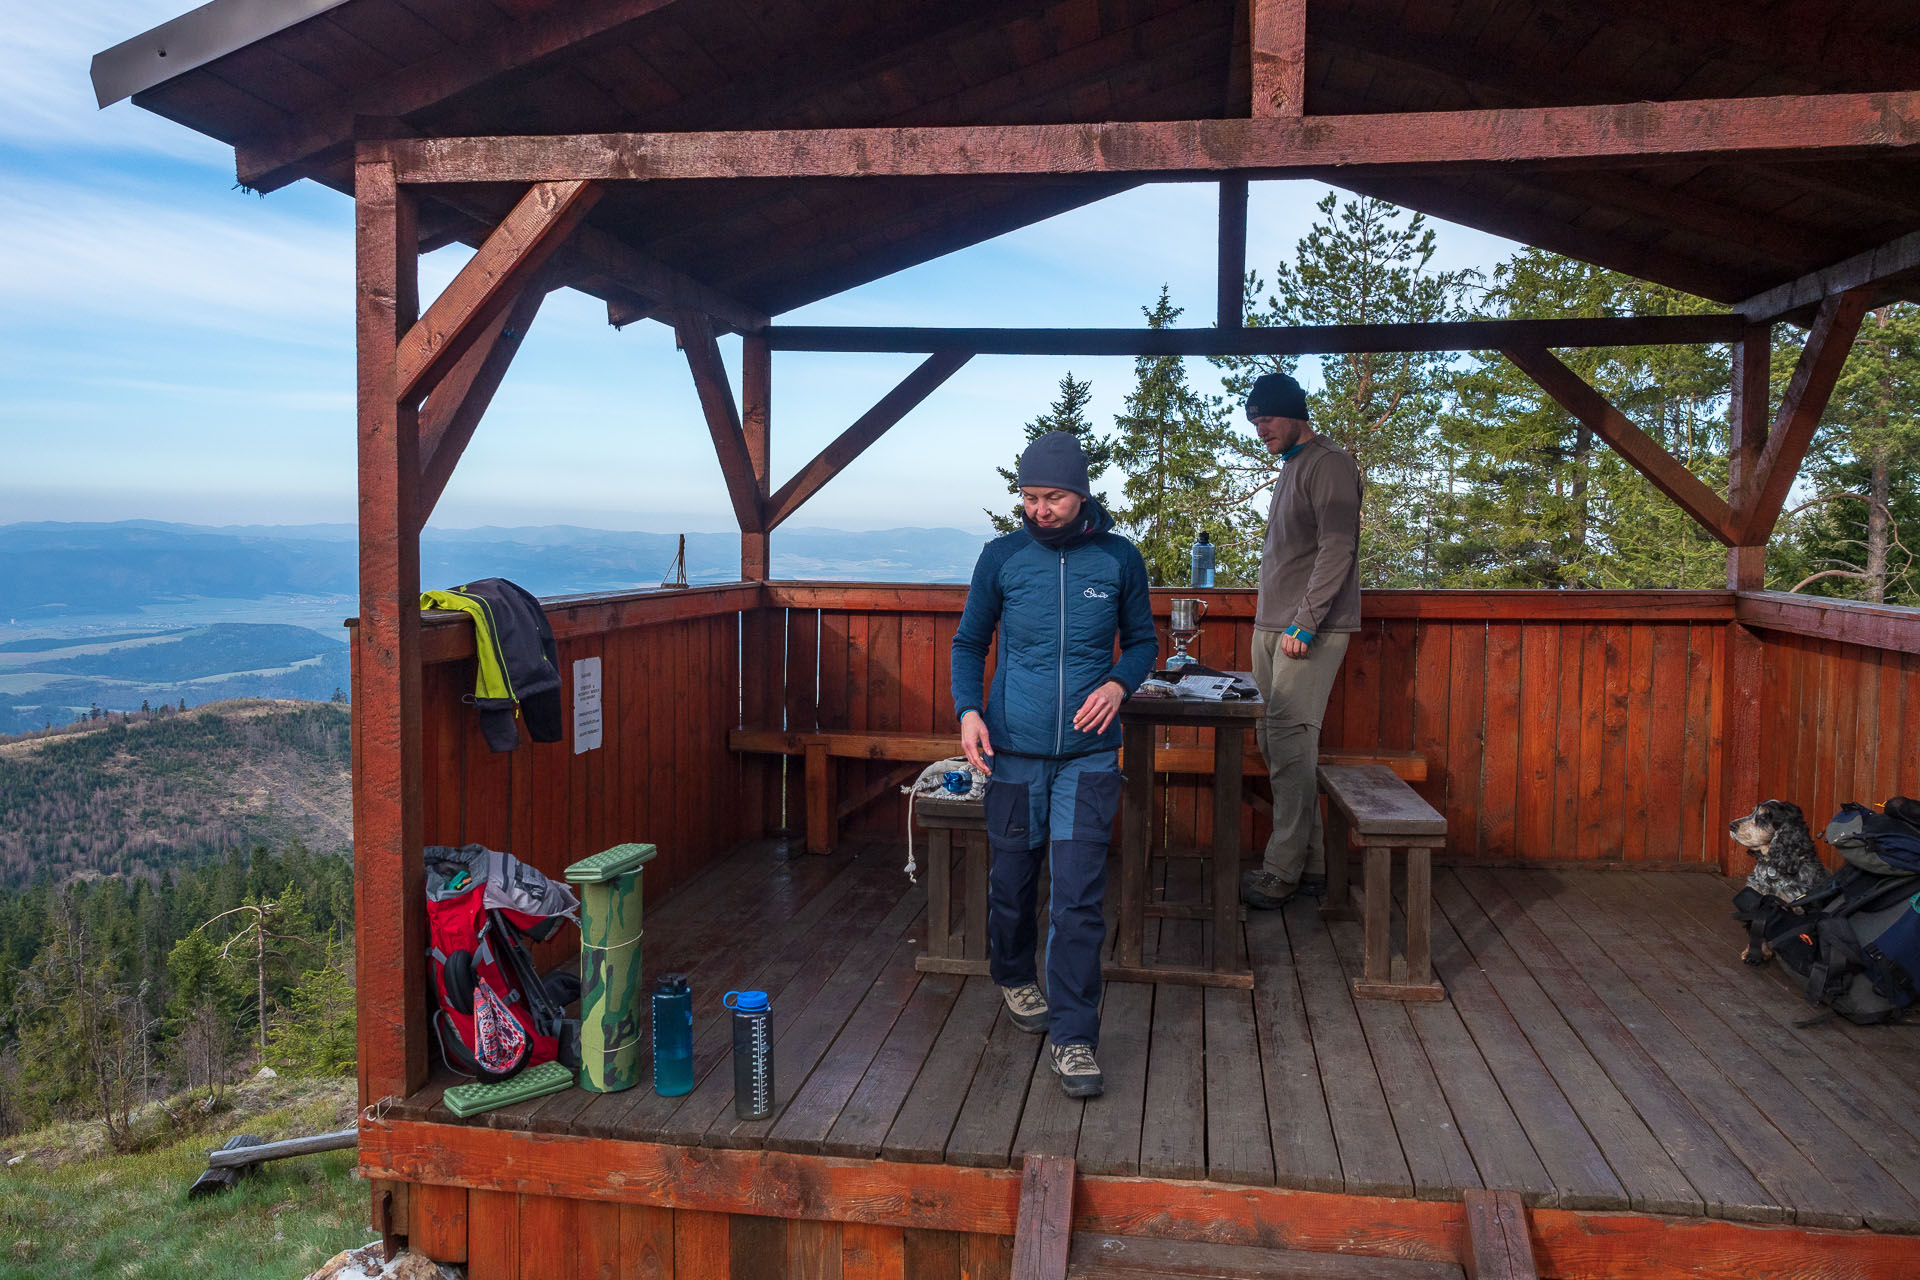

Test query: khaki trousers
[1250,629,1351,885]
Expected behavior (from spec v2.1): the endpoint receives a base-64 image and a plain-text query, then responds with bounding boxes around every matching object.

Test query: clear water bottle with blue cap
[1190,529,1215,587]
[651,973,694,1097]
[724,989,775,1120]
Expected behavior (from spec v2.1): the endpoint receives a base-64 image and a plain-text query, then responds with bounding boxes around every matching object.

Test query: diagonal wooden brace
[676,311,766,534]
[1503,344,1737,545]
[395,179,599,407]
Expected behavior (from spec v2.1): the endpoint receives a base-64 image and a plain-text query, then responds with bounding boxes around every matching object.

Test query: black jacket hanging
[421,577,563,752]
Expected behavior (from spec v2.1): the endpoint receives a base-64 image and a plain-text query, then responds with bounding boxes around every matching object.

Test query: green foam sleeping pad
[443,1060,576,1117]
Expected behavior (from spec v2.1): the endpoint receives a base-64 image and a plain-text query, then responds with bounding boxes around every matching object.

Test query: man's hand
[960,710,994,774]
[1072,681,1126,734]
[1280,633,1310,660]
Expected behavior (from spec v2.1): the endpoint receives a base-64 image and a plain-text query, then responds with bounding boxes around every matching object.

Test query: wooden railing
[411,583,1920,919]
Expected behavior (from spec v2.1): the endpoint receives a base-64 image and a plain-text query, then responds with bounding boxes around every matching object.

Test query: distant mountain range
[0,520,989,623]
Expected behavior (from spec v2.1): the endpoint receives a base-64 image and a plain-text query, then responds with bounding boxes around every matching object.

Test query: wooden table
[1115,681,1264,989]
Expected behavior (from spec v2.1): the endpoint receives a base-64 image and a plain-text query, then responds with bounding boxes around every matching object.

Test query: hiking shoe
[1049,1042,1104,1098]
[1000,982,1049,1033]
[1240,869,1300,910]
[1297,873,1327,899]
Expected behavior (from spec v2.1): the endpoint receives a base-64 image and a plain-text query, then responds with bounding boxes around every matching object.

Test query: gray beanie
[1016,431,1091,497]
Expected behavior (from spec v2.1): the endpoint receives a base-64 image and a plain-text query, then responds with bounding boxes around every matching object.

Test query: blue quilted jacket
[951,500,1158,758]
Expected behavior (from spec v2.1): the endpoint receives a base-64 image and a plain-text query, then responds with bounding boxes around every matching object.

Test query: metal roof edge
[90,0,354,109]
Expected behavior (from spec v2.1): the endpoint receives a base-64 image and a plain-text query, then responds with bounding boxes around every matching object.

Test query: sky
[1,3,1522,537]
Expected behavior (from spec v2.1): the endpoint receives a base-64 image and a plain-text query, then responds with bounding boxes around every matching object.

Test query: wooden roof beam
[382,92,1920,184]
[1734,228,1920,323]
[763,352,972,532]
[394,179,599,408]
[762,316,1745,356]
[1734,289,1872,545]
[1251,0,1306,117]
[674,311,764,534]
[1502,344,1737,546]
[234,0,688,192]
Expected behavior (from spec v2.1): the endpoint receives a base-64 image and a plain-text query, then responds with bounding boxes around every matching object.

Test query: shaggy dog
[1729,799,1824,963]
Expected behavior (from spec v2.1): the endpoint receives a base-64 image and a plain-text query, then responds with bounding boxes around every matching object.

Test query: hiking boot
[1049,1042,1104,1098]
[1240,869,1300,910]
[1297,873,1327,899]
[1000,982,1049,1034]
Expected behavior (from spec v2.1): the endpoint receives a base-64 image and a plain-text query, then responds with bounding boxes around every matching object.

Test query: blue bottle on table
[1190,529,1215,587]
[724,989,775,1120]
[651,973,694,1097]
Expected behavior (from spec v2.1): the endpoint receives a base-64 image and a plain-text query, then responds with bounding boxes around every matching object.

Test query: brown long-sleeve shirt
[1255,435,1362,635]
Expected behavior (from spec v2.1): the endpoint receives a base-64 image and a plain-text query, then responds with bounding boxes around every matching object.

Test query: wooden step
[1065,1234,1466,1280]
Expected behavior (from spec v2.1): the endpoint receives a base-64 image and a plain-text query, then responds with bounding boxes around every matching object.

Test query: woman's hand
[1072,681,1127,734]
[960,710,994,774]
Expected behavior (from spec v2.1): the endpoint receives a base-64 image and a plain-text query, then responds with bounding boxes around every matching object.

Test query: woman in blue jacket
[952,431,1157,1098]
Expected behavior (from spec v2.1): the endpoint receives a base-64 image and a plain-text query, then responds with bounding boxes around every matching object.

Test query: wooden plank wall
[420,590,756,972]
[754,586,1741,866]
[1753,629,1920,866]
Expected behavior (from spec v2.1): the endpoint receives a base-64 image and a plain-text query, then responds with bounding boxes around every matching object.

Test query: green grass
[0,1077,367,1280]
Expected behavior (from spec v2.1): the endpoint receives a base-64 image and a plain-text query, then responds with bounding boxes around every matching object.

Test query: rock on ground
[305,1242,462,1280]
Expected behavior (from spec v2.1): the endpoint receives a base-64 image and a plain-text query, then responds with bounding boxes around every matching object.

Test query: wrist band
[1282,624,1315,645]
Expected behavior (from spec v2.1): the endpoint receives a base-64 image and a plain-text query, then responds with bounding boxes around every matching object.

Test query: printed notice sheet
[573,656,603,753]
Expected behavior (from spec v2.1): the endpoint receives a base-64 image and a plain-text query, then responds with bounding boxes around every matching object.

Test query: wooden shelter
[96,2,1920,1277]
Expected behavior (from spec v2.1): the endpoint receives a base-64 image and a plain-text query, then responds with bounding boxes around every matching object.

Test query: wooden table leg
[925,825,953,960]
[964,831,989,963]
[1362,845,1391,986]
[1406,845,1432,987]
[1211,726,1244,974]
[804,742,834,855]
[1118,719,1154,968]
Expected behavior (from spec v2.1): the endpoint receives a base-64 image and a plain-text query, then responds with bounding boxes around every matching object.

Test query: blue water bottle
[724,989,775,1120]
[1191,529,1216,587]
[651,974,694,1097]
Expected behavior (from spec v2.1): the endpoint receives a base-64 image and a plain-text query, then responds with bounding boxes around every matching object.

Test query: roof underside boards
[109,0,1920,317]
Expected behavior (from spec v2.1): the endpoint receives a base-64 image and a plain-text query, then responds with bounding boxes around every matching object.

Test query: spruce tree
[1111,288,1253,584]
[986,372,1112,534]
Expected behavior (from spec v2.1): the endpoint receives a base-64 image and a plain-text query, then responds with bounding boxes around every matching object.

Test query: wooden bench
[729,725,1426,854]
[1317,763,1448,1002]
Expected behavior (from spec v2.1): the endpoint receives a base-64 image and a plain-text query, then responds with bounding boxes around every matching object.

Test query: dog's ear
[1776,800,1805,824]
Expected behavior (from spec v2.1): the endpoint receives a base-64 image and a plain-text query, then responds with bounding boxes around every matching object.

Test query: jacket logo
[1082,587,1111,599]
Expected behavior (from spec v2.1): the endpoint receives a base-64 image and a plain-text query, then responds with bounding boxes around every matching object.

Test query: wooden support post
[804,741,835,855]
[1211,725,1245,974]
[676,310,766,537]
[764,352,972,530]
[1217,177,1248,330]
[1504,345,1736,545]
[1250,0,1307,116]
[394,179,598,407]
[353,152,428,1106]
[1736,289,1871,545]
[1118,719,1154,967]
[1464,1188,1540,1280]
[741,332,772,581]
[1726,323,1770,590]
[416,280,548,532]
[1011,1154,1074,1280]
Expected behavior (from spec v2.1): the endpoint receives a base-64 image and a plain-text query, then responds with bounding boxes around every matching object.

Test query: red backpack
[426,845,582,1081]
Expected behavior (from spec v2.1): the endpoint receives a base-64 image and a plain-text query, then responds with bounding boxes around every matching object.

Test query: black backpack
[1735,863,1920,1025]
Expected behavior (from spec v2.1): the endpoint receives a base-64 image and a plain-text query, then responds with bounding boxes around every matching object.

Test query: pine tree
[267,935,356,1078]
[1218,193,1472,586]
[986,372,1113,534]
[1437,249,1729,588]
[1111,288,1254,584]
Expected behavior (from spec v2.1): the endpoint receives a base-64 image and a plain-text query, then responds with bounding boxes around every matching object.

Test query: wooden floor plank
[945,997,1045,1168]
[1469,869,1835,1225]
[1572,871,1920,1231]
[1431,871,1699,1217]
[1011,992,1098,1163]
[1072,981,1151,1176]
[821,970,963,1159]
[1421,884,1627,1211]
[1284,907,1415,1197]
[1325,916,1482,1200]
[1139,897,1207,1182]
[1243,907,1343,1192]
[1204,985,1277,1186]
[881,975,1000,1163]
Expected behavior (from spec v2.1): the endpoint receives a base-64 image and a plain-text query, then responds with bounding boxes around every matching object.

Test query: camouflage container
[564,843,657,1093]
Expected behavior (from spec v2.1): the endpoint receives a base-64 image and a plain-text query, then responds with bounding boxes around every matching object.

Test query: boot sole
[1052,1069,1104,1099]
[1006,1008,1049,1034]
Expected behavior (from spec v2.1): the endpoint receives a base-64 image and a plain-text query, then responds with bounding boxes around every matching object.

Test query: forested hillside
[0,700,350,887]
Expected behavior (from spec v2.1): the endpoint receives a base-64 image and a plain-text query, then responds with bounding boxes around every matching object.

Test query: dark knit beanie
[1246,372,1309,421]
[1016,430,1091,497]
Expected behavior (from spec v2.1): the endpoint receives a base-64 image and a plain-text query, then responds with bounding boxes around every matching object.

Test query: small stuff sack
[426,844,584,1081]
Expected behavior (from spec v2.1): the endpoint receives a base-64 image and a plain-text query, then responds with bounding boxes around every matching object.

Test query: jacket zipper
[1055,550,1067,754]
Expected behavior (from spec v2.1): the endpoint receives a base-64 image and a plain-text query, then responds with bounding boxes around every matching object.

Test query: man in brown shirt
[1241,372,1362,909]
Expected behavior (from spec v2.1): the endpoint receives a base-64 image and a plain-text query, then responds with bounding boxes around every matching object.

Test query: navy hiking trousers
[981,749,1123,1047]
